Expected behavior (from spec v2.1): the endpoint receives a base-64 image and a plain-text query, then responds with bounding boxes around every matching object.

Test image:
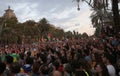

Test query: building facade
[3,6,16,19]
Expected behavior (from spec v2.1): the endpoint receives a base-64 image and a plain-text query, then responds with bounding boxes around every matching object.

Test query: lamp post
[76,0,80,10]
[74,0,120,35]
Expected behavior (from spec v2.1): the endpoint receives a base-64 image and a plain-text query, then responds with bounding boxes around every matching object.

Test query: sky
[0,0,95,35]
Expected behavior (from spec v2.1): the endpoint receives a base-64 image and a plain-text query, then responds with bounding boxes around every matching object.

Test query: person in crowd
[52,60,60,71]
[31,62,41,76]
[0,61,6,76]
[102,53,116,76]
[50,71,62,76]
[22,54,33,74]
[74,59,92,76]
[0,34,119,76]
[40,64,49,76]
[4,55,13,76]
[84,49,91,65]
[10,50,19,62]
[10,62,29,76]
[19,52,25,66]
[116,59,120,76]
[95,63,110,76]
[63,63,72,76]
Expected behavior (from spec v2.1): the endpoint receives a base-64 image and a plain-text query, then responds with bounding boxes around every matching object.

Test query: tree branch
[84,0,94,8]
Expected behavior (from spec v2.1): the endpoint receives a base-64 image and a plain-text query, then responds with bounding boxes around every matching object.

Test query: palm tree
[90,9,104,28]
[74,0,120,35]
[90,9,113,32]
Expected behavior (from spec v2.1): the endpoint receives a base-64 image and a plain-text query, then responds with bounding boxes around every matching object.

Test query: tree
[52,28,65,40]
[0,17,4,37]
[65,31,73,39]
[82,32,89,38]
[23,20,36,36]
[22,20,37,43]
[94,25,101,37]
[5,17,18,28]
[74,0,120,35]
[38,18,50,38]
[0,17,19,44]
[90,9,113,36]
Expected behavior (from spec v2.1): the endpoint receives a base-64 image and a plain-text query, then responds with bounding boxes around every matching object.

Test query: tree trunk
[112,0,120,35]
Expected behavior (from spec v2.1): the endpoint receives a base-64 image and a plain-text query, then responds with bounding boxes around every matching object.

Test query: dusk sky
[0,0,95,35]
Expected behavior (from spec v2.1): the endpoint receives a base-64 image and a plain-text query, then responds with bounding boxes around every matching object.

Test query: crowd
[0,35,120,76]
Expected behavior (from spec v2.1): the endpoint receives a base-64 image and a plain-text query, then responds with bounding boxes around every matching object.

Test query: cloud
[0,0,95,35]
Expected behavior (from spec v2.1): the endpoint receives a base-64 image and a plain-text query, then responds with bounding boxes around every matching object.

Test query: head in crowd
[94,53,102,63]
[102,53,114,64]
[95,63,109,76]
[12,50,15,53]
[5,55,13,64]
[19,53,24,60]
[32,62,40,74]
[10,62,21,74]
[0,62,6,75]
[40,64,49,75]
[63,63,72,76]
[22,57,33,73]
[51,71,62,76]
[25,56,33,65]
[73,53,81,61]
[52,60,60,70]
[27,51,31,57]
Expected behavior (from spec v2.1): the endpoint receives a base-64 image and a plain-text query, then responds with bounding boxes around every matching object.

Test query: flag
[47,33,52,41]
[41,36,44,42]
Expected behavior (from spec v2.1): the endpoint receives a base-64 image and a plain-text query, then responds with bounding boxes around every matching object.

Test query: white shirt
[107,65,116,76]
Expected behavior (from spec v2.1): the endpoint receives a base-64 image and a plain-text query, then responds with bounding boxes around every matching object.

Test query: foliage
[0,16,83,44]
[74,0,120,35]
[82,32,88,38]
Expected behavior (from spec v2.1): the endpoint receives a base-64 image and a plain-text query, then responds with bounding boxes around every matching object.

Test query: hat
[22,64,32,73]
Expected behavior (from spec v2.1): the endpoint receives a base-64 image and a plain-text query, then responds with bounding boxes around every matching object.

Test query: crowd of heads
[0,35,120,76]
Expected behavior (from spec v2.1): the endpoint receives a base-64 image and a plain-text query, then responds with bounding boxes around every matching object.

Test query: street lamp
[76,0,80,10]
[73,0,80,10]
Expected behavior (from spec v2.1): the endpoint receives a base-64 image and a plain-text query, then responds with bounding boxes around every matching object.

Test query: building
[3,6,16,19]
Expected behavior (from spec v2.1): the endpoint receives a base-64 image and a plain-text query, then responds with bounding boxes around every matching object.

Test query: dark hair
[95,63,109,76]
[6,55,13,64]
[40,64,48,75]
[84,49,90,56]
[32,62,40,74]
[19,53,24,60]
[50,71,62,76]
[103,53,114,64]
[10,62,21,74]
[0,62,6,74]
[52,60,60,70]
[94,53,102,63]
[25,57,33,65]
[64,63,72,73]
[27,51,31,57]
